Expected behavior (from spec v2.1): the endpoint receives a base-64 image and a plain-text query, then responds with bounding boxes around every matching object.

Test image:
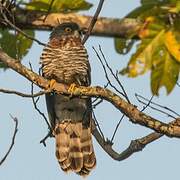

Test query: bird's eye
[65,27,72,33]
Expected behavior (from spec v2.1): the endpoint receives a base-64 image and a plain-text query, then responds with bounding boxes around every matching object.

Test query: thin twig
[135,94,180,118]
[93,99,103,108]
[29,63,51,131]
[43,0,55,22]
[99,45,131,104]
[93,47,129,142]
[0,1,14,20]
[110,114,124,143]
[92,110,105,141]
[40,131,53,147]
[38,65,43,76]
[0,115,18,166]
[35,96,40,104]
[82,0,105,44]
[92,97,100,104]
[92,83,108,108]
[93,47,125,97]
[31,81,51,130]
[141,95,154,112]
[136,97,175,118]
[0,88,48,98]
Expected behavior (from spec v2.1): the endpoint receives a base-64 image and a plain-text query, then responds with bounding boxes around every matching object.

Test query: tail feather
[81,126,96,169]
[54,121,96,176]
[69,132,83,172]
[59,158,71,171]
[55,126,69,163]
[81,127,92,153]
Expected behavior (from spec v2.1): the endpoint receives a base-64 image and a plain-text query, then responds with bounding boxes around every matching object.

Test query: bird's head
[50,22,82,40]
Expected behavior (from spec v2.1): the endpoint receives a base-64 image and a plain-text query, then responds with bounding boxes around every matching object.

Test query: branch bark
[0,49,180,138]
[12,9,142,38]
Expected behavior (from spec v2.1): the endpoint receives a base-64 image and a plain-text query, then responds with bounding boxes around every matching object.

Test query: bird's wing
[45,93,56,129]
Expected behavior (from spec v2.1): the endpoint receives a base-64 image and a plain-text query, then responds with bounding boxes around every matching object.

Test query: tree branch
[11,9,142,38]
[82,0,105,44]
[0,49,180,138]
[92,119,163,160]
[0,88,48,98]
[0,115,18,166]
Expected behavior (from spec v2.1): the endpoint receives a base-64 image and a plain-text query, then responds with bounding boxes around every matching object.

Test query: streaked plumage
[40,22,96,176]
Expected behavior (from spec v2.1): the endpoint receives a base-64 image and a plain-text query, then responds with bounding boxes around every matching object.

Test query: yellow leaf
[138,16,155,38]
[168,7,178,13]
[126,30,165,77]
[165,31,180,62]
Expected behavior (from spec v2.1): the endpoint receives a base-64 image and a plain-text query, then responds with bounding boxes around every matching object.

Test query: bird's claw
[48,79,56,91]
[68,83,77,97]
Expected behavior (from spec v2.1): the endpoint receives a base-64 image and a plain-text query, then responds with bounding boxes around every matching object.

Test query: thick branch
[0,49,180,138]
[12,9,142,38]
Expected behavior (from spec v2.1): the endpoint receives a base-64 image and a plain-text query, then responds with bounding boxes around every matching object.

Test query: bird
[40,22,96,176]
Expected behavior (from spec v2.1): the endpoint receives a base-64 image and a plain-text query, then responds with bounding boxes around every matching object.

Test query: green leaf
[141,0,169,5]
[120,30,165,77]
[126,5,156,18]
[17,31,35,59]
[141,0,179,6]
[127,0,178,19]
[0,29,34,69]
[151,46,180,95]
[26,0,93,12]
[114,38,135,55]
[126,2,166,19]
[173,17,180,30]
[53,0,93,12]
[176,1,180,11]
[26,1,50,11]
[0,30,17,59]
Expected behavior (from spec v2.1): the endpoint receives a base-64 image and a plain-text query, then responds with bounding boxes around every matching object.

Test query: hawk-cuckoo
[40,22,96,176]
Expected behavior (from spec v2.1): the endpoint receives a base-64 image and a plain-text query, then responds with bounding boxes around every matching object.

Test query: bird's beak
[81,27,88,34]
[74,30,81,38]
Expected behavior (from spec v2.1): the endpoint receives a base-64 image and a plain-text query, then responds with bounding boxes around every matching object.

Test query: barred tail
[54,122,96,176]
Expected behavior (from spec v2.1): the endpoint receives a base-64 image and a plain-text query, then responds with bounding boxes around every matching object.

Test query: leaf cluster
[0,30,34,69]
[115,0,180,95]
[25,0,92,13]
[0,0,92,69]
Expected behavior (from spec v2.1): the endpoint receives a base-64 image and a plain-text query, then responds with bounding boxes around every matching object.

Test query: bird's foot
[48,79,56,91]
[68,83,77,97]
